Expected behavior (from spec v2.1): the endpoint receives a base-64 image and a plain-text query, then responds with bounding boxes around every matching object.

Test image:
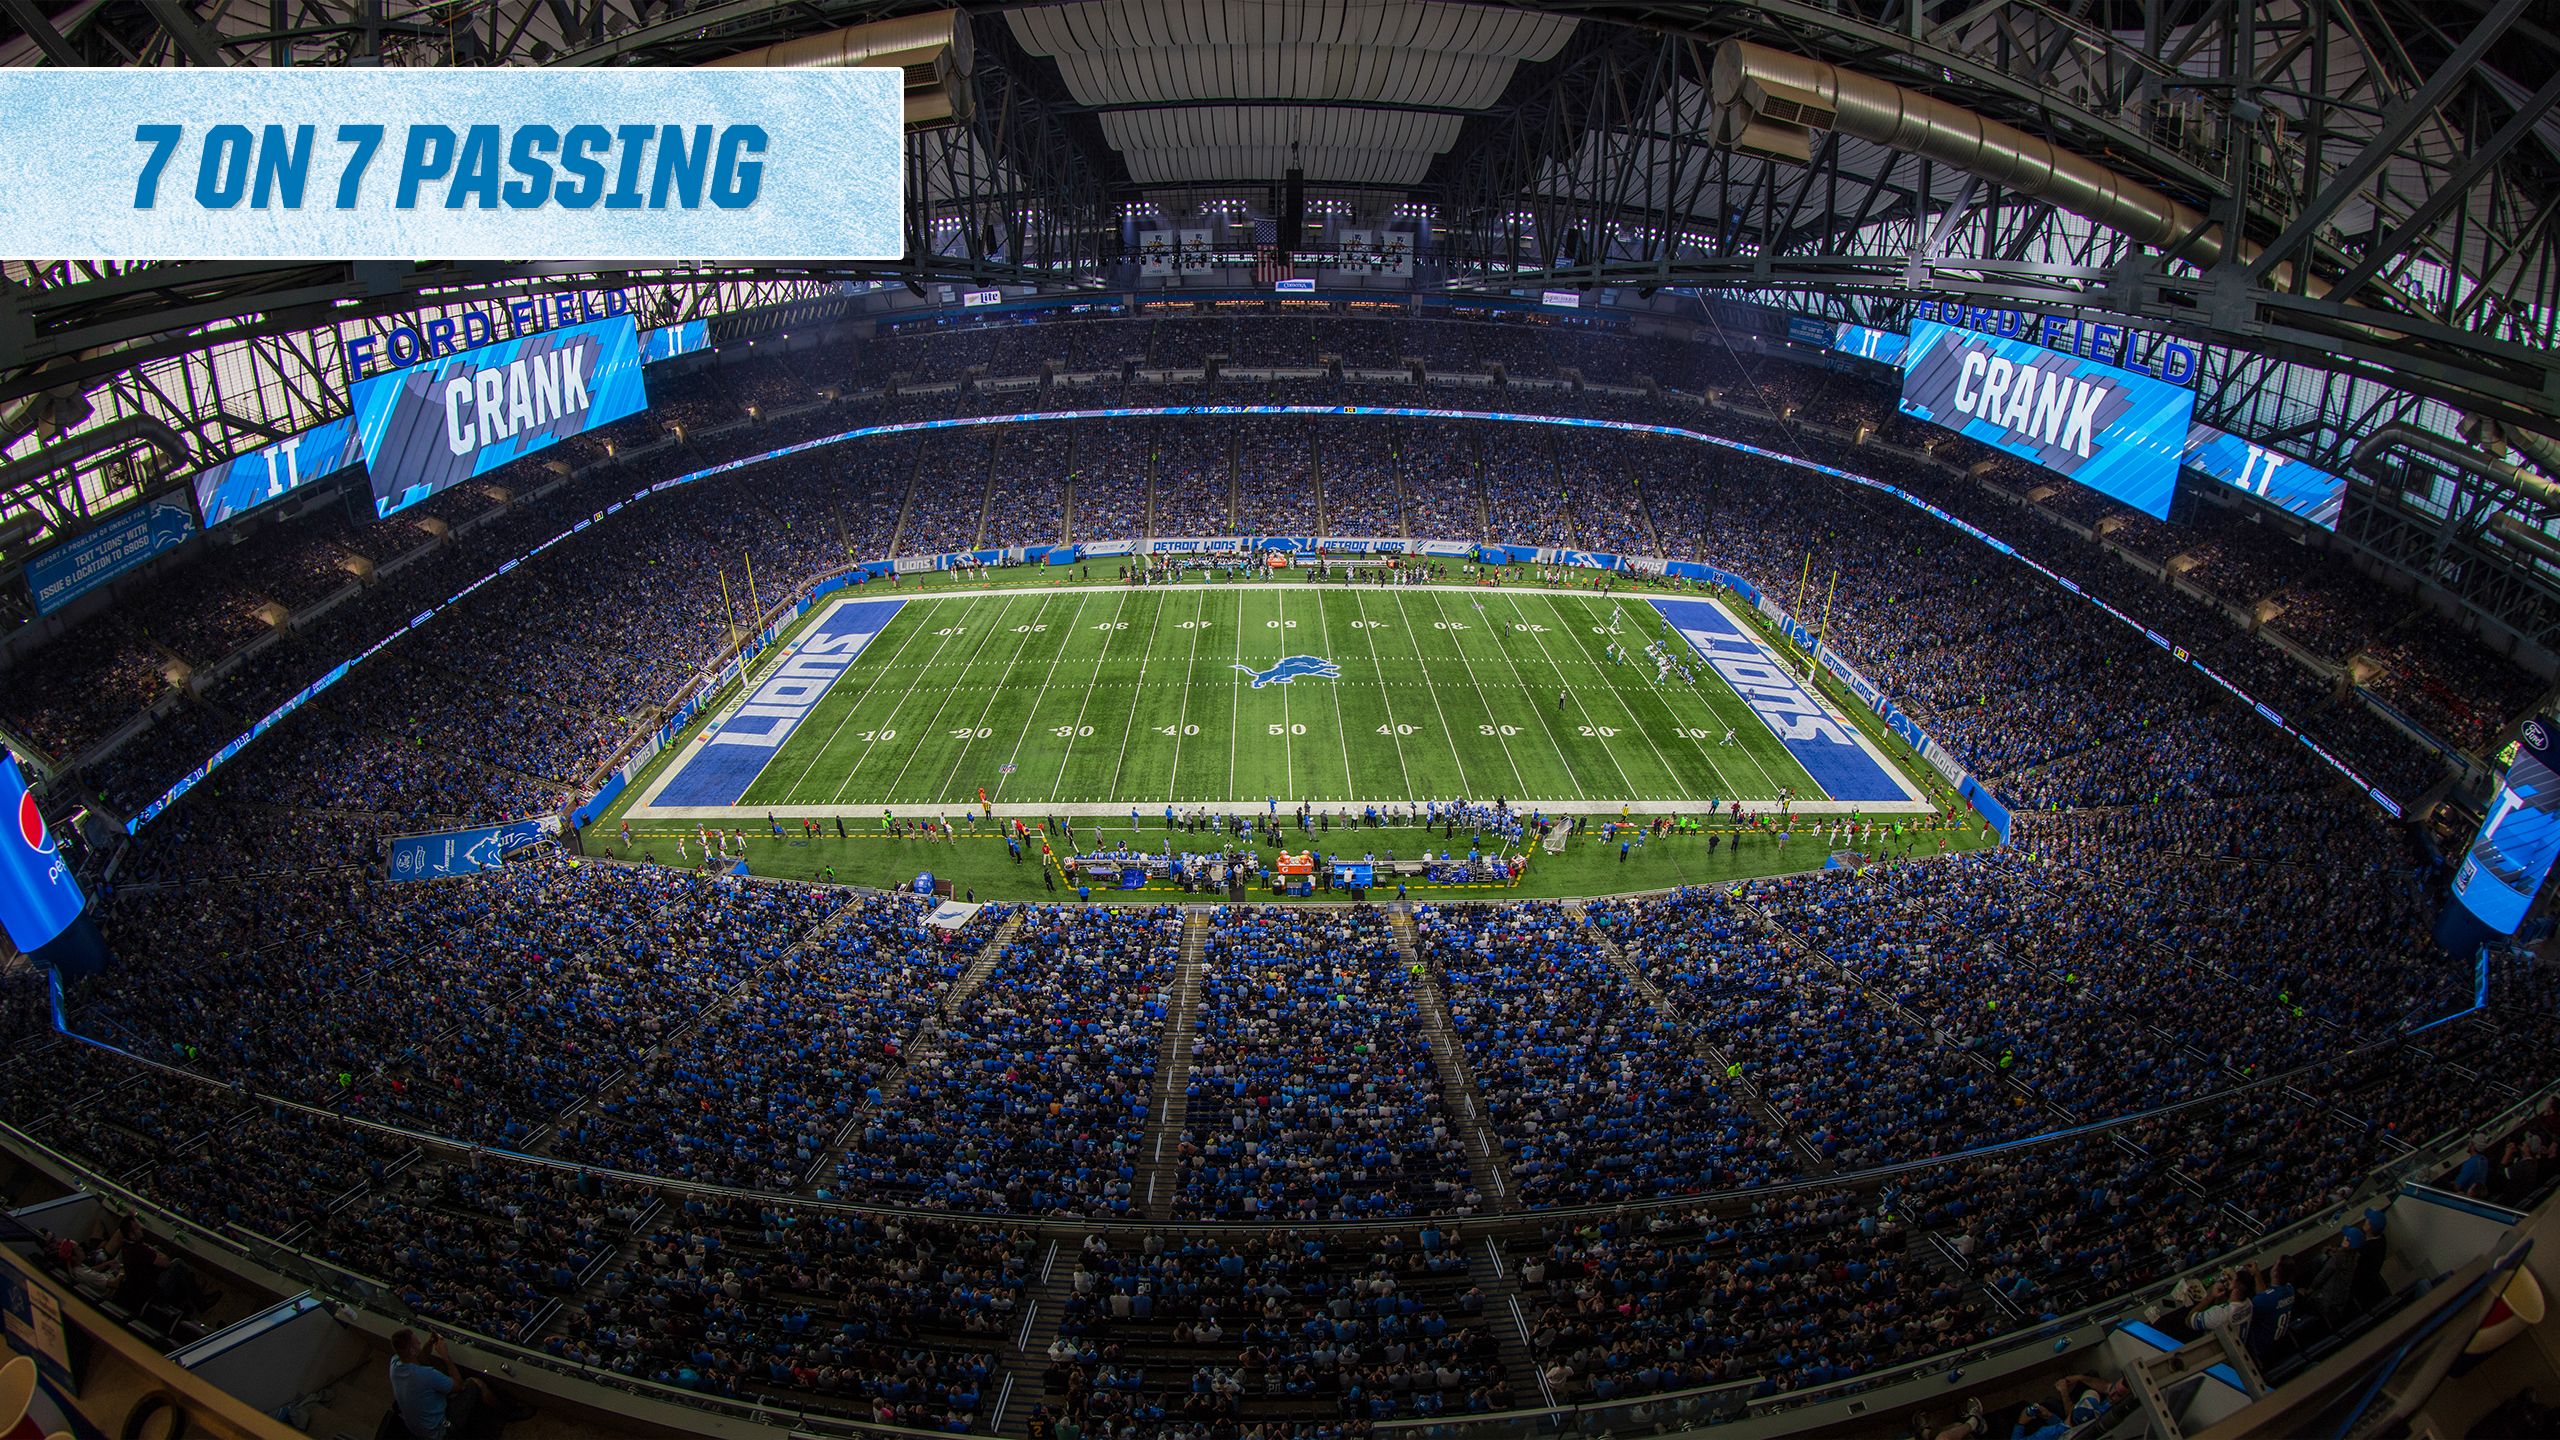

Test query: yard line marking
[1104,586,1172,798]
[1032,591,1123,803]
[1535,591,1743,799]
[772,602,942,801]
[1368,586,1475,798]
[1165,589,1208,799]
[855,596,1027,805]
[1227,587,1248,804]
[1411,589,1527,798]
[1314,589,1374,802]
[1276,588,1295,799]
[809,597,990,805]
[1513,592,1691,799]
[1479,591,1644,801]
[968,591,1096,804]
[1423,586,1580,801]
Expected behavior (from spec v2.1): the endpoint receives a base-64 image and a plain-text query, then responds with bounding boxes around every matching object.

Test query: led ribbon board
[1897,318,2195,519]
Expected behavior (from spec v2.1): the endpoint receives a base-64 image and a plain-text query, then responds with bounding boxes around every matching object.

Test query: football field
[630,581,1931,817]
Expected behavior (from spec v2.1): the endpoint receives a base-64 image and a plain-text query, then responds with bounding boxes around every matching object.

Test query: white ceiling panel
[1009,0,1574,186]
[1102,105,1466,185]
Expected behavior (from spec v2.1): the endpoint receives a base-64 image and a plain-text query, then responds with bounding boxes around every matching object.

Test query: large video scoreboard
[2454,716,2560,934]
[190,314,648,528]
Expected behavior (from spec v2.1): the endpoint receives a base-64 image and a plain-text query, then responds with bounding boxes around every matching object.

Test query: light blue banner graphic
[1828,323,1907,366]
[640,319,710,364]
[1650,597,1914,802]
[655,597,905,807]
[192,414,369,528]
[25,494,197,615]
[0,69,902,260]
[1897,318,2194,519]
[2455,716,2560,933]
[361,315,647,519]
[387,815,560,882]
[2181,421,2347,530]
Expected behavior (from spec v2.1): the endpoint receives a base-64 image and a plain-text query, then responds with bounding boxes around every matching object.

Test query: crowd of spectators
[1174,909,1468,1220]
[8,309,2560,1435]
[1052,1229,1509,1428]
[1312,421,1407,538]
[1069,422,1155,543]
[1424,901,1797,1205]
[829,906,1181,1215]
[13,318,2528,862]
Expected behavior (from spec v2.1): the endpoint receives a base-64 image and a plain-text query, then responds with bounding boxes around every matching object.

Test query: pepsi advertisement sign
[0,753,84,954]
[1896,318,2195,519]
[2454,716,2560,934]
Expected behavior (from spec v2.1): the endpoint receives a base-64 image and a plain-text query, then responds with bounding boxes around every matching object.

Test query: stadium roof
[5,0,2560,633]
[1005,0,1578,188]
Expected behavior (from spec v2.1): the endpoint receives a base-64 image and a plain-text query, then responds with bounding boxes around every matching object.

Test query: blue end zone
[1649,598,1912,803]
[654,598,905,807]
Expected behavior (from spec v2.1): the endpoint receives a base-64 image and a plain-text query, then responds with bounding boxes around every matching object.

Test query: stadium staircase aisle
[885,436,927,558]
[1573,901,1830,1177]
[940,909,1027,1017]
[791,909,1023,1196]
[1135,912,1208,1219]
[1630,458,1666,556]
[1223,431,1242,533]
[965,431,1004,551]
[1386,418,1419,540]
[1309,426,1330,535]
[1390,911,1515,1212]
[519,891,867,1156]
[1469,1236,1559,1413]
[1463,430,1493,542]
[1059,427,1080,545]
[1142,429,1159,539]
[992,1235,1074,1436]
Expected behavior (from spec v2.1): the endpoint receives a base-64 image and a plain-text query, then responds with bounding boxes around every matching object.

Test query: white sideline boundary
[622,580,1942,822]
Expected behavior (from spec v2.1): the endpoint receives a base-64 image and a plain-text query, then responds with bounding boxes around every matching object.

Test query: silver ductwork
[2463,411,2560,487]
[0,414,192,512]
[2349,422,2560,510]
[1708,40,2314,295]
[705,11,973,128]
[2490,513,2560,571]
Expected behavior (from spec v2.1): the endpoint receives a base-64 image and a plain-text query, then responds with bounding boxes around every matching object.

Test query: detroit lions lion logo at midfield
[1233,655,1341,689]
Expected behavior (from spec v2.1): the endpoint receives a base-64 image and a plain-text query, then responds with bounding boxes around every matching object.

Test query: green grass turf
[731,582,1828,810]
[598,565,1994,900]
[595,811,1997,904]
